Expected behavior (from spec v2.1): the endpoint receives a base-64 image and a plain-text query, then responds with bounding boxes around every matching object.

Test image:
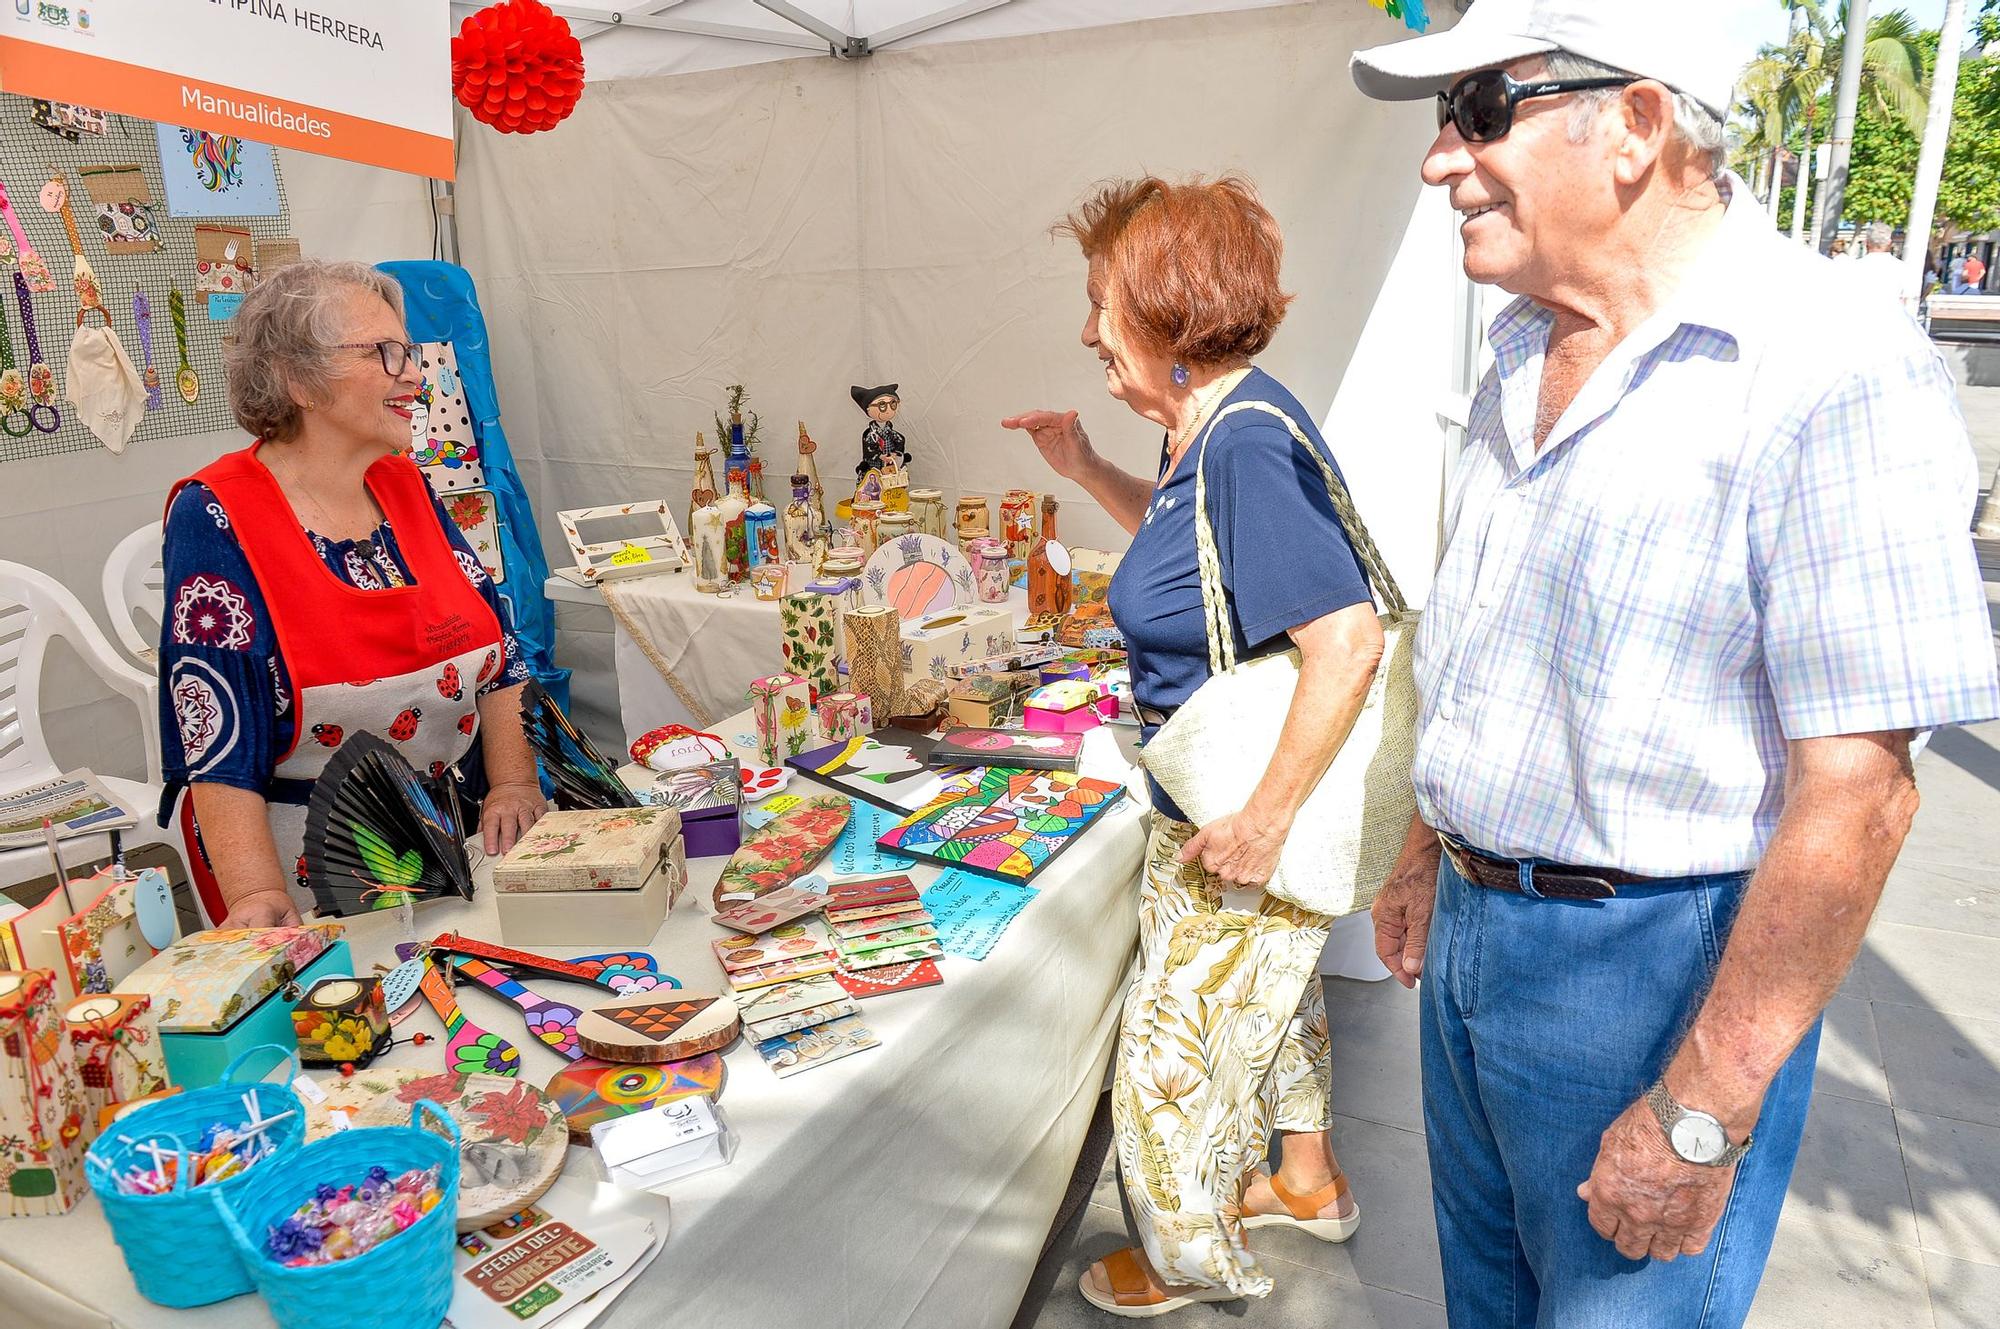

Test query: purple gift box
[647,758,743,858]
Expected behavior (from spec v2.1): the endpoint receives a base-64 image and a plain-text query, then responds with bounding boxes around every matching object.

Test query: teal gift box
[118,923,350,1088]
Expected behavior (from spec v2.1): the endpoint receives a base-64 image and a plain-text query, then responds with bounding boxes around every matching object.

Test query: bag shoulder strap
[1189,399,1410,676]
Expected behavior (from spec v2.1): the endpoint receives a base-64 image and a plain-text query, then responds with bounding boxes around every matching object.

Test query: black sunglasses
[1436,69,1637,144]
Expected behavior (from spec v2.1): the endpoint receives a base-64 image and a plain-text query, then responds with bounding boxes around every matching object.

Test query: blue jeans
[1421,854,1821,1328]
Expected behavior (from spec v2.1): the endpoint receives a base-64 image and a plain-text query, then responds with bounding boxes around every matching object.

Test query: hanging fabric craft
[78,165,163,255]
[12,274,59,433]
[66,316,148,453]
[453,0,587,134]
[133,293,162,409]
[0,287,28,439]
[193,224,255,313]
[40,172,105,315]
[0,180,56,294]
[169,286,199,404]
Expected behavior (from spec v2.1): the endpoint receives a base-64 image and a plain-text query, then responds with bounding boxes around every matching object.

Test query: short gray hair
[224,259,405,442]
[1544,51,1727,182]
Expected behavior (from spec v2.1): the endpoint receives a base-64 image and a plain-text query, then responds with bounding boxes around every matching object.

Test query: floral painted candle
[910,487,945,539]
[780,591,841,701]
[816,691,862,740]
[689,502,728,593]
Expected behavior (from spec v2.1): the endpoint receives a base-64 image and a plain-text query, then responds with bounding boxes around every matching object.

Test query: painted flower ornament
[453,0,586,135]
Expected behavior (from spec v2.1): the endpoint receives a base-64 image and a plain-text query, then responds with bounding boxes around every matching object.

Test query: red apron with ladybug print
[167,443,504,923]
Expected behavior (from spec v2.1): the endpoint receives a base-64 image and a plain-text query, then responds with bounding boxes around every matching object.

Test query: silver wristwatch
[1644,1079,1753,1168]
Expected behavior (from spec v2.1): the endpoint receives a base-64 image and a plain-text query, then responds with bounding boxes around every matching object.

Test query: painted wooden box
[1022,680,1115,735]
[117,922,351,1089]
[62,992,170,1144]
[648,759,742,859]
[779,592,842,702]
[898,606,1015,687]
[493,808,681,893]
[0,969,91,1216]
[498,833,686,947]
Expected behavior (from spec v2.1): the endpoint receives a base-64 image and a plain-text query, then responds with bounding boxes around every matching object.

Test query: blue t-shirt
[1106,370,1373,822]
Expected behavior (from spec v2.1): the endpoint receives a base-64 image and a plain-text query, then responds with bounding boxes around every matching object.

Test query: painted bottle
[718,462,751,581]
[783,472,825,570]
[1027,495,1072,616]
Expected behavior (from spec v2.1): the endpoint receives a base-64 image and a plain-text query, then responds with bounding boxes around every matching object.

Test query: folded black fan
[520,679,640,811]
[302,733,474,917]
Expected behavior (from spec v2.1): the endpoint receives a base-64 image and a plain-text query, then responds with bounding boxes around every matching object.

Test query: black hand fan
[520,680,641,811]
[302,733,475,917]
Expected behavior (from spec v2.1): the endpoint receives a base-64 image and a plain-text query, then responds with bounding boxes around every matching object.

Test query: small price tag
[741,807,777,831]
[759,793,803,817]
[609,543,653,566]
[133,868,178,950]
[292,1074,328,1106]
[326,1106,354,1132]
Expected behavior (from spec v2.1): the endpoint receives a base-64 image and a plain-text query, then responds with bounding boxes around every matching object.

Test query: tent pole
[750,0,866,57]
[432,178,460,267]
[544,4,827,50]
[869,0,1016,50]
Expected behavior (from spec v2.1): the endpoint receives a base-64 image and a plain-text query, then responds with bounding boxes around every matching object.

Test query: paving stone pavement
[1014,374,2000,1328]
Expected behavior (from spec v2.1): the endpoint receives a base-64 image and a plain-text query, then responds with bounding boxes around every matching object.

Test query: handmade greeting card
[877,769,1126,884]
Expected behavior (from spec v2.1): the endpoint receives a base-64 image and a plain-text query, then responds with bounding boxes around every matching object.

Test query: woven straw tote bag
[1139,400,1418,918]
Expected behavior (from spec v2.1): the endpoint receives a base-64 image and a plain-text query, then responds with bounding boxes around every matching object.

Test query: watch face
[1671,1112,1729,1165]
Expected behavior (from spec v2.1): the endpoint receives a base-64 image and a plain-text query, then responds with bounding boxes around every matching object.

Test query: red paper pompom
[452,0,585,135]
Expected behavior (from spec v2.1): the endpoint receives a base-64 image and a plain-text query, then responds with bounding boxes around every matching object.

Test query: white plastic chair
[102,521,165,667]
[0,559,172,892]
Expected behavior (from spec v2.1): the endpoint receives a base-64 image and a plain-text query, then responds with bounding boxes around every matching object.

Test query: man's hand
[1372,820,1441,988]
[220,886,301,929]
[1000,410,1097,484]
[1181,806,1290,889]
[1578,1098,1737,1261]
[482,782,548,856]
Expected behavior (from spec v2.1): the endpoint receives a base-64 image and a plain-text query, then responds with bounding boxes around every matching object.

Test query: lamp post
[1817,0,1872,252]
[1903,0,1969,302]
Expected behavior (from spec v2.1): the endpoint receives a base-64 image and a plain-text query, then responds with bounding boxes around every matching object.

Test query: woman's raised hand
[1001,410,1095,484]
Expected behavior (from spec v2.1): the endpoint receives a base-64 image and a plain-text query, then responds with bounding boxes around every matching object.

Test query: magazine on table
[0,771,134,849]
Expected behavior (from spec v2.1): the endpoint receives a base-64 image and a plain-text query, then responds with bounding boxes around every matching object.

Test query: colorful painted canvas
[876,769,1127,884]
[785,731,967,814]
[153,124,281,217]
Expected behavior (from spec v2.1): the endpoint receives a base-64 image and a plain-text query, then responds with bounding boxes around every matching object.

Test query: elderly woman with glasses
[157,259,545,928]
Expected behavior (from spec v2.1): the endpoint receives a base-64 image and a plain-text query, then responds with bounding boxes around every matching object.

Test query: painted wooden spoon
[425,934,679,994]
[449,957,588,1062]
[416,957,521,1078]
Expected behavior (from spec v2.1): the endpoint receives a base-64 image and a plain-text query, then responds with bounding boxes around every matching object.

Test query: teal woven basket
[85,1044,306,1309]
[216,1100,463,1329]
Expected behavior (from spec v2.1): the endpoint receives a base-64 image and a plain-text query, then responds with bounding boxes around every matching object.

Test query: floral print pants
[1112,816,1333,1298]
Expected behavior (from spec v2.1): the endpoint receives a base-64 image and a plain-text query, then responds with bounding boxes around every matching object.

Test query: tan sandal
[1077,1247,1240,1318]
[1241,1170,1361,1243]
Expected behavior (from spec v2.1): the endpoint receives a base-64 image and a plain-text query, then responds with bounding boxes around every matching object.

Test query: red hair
[1055,174,1293,365]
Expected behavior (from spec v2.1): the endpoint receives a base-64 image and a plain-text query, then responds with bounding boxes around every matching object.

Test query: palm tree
[1740,3,1928,241]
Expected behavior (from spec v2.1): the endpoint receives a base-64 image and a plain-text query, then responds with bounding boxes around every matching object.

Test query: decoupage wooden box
[117,922,350,1089]
[1023,680,1115,735]
[493,808,680,892]
[62,992,170,1144]
[749,672,816,765]
[0,969,90,1216]
[779,592,842,703]
[899,606,1015,687]
[498,833,687,946]
[648,759,742,859]
[495,808,686,945]
[1,867,175,1007]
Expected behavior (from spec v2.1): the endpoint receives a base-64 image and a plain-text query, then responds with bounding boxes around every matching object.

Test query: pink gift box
[1022,680,1115,734]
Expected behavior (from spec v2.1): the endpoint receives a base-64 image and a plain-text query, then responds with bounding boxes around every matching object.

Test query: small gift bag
[194,223,255,310]
[0,970,92,1216]
[79,164,163,254]
[62,992,171,1143]
[748,672,815,765]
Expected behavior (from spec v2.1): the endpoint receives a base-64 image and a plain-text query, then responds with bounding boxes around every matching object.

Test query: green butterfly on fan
[303,733,474,918]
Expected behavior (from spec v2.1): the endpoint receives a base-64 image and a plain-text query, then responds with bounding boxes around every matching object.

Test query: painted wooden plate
[300,1067,568,1231]
[862,532,975,617]
[711,794,851,911]
[545,1053,726,1140]
[574,989,741,1064]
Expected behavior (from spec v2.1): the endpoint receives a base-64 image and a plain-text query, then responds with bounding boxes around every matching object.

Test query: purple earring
[1172,363,1190,387]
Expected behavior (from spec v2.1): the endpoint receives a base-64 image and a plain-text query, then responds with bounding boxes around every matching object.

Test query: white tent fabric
[457,0,1460,608]
[450,0,1309,82]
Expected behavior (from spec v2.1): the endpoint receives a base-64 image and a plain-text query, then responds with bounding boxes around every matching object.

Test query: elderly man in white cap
[1350,3,2000,1326]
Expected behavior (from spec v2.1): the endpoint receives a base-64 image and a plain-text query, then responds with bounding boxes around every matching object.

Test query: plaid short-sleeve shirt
[1414,177,2000,875]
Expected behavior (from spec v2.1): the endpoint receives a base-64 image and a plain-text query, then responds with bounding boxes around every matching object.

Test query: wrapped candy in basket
[214,1100,462,1329]
[85,1044,306,1307]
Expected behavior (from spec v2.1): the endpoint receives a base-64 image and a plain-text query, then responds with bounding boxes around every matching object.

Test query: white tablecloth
[0,715,1152,1329]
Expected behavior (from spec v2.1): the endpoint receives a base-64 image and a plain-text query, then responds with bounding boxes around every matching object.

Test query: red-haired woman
[1005,176,1386,1315]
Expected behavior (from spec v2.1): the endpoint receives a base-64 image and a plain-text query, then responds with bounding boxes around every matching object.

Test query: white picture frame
[558,501,690,583]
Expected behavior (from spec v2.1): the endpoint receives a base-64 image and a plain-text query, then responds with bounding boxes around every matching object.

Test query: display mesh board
[0,97,293,463]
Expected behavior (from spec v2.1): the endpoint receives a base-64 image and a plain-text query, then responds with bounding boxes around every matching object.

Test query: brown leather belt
[1438,834,1661,901]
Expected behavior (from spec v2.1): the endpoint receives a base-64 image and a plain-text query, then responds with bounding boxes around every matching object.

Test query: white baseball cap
[1350,0,1740,122]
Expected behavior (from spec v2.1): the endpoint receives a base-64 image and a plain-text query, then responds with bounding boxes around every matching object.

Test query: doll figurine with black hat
[851,383,909,480]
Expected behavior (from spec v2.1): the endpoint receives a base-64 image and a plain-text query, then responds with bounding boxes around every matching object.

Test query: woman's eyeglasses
[333,340,422,376]
[1436,69,1637,145]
